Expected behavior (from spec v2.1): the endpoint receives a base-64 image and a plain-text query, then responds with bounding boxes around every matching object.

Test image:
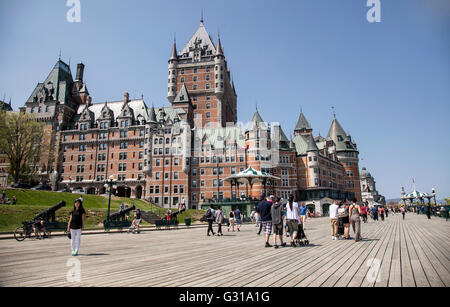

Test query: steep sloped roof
[180,21,216,56]
[173,84,191,104]
[295,112,312,131]
[292,134,309,155]
[327,118,357,152]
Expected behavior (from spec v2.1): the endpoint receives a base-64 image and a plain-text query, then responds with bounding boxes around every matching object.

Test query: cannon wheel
[14,227,26,242]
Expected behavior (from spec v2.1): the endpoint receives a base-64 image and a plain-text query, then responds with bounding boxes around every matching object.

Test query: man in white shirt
[329,200,339,240]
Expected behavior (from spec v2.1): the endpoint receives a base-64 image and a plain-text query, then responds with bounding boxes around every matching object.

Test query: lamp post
[104,175,117,223]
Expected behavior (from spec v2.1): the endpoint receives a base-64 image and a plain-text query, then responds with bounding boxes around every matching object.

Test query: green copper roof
[251,107,264,124]
[292,134,309,155]
[173,84,191,104]
[327,118,357,152]
[149,105,157,123]
[306,135,319,152]
[26,59,74,105]
[295,112,311,131]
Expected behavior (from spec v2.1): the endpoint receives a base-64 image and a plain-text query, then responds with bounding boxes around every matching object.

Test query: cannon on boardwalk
[35,201,67,223]
[103,205,136,231]
[14,201,68,241]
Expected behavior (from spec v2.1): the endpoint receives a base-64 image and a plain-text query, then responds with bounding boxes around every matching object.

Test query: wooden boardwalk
[0,213,448,287]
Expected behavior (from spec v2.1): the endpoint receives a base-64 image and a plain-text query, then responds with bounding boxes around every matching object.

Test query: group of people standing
[254,194,307,248]
[329,199,362,242]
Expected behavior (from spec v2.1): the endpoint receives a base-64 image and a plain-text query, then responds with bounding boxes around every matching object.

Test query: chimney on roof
[76,63,85,82]
[124,92,130,105]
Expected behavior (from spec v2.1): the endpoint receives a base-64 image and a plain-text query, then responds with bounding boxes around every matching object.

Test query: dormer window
[103,112,107,118]
[337,135,343,142]
[83,114,86,120]
[124,110,127,117]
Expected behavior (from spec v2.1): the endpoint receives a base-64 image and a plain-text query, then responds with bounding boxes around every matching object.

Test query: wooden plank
[398,216,415,287]
[0,214,449,287]
[388,219,402,287]
[401,216,429,287]
[404,220,445,287]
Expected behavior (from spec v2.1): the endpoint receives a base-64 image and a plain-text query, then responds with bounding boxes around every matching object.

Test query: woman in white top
[286,195,301,247]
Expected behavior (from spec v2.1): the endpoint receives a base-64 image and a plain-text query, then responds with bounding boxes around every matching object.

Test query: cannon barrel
[34,201,67,222]
[109,205,136,221]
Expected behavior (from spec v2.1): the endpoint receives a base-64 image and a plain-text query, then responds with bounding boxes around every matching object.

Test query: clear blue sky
[1,0,449,200]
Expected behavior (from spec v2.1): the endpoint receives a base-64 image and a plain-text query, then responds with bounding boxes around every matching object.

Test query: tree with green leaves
[0,111,45,184]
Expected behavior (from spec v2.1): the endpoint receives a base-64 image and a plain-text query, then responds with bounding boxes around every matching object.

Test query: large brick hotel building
[20,19,361,215]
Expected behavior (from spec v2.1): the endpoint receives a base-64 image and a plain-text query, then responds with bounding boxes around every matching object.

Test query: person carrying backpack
[206,205,215,236]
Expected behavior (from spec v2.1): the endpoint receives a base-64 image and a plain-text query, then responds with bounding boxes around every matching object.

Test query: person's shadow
[78,253,109,256]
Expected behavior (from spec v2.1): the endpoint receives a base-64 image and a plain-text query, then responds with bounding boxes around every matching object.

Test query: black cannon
[108,205,136,221]
[35,201,66,223]
[14,201,68,241]
[103,205,136,231]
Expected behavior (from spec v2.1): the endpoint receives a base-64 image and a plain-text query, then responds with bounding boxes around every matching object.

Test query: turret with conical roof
[326,116,362,201]
[326,117,357,152]
[167,39,179,103]
[294,111,313,137]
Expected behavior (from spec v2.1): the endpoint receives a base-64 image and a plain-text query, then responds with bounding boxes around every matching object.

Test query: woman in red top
[361,204,368,223]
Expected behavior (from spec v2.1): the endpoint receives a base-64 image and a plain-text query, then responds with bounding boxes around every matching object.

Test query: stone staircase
[141,211,162,224]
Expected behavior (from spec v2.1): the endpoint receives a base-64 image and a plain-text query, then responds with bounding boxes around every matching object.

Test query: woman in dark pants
[215,206,224,236]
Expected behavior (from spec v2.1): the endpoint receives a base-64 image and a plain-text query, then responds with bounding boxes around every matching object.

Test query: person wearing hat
[67,198,86,256]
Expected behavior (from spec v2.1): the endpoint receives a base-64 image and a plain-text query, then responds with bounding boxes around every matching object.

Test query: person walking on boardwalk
[67,198,86,256]
[372,205,379,221]
[256,194,273,247]
[234,208,242,232]
[206,205,215,236]
[425,204,431,219]
[227,209,236,232]
[285,195,301,247]
[329,200,339,240]
[379,206,385,221]
[349,199,362,242]
[299,202,308,229]
[256,194,266,235]
[361,202,368,223]
[271,197,287,248]
[401,206,406,220]
[215,206,225,236]
[341,201,351,239]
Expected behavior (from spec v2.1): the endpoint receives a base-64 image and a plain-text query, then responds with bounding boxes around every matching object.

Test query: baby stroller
[294,222,309,246]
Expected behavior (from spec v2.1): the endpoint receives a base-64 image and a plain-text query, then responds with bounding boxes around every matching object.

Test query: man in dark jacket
[256,194,273,248]
[271,197,286,248]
